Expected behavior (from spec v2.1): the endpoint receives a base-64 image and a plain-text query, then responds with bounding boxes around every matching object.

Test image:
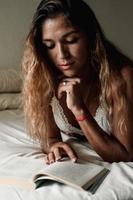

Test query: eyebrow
[42,30,78,42]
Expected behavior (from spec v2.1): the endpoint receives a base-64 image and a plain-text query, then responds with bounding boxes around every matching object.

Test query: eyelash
[44,44,55,49]
[44,37,79,50]
[65,37,79,44]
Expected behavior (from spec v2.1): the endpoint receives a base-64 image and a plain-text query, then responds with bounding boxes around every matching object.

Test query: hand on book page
[45,141,78,165]
[34,157,109,193]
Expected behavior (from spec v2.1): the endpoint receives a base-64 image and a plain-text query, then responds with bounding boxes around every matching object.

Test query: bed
[0,69,133,200]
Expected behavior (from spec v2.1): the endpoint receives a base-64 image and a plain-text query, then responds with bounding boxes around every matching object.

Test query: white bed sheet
[0,110,133,200]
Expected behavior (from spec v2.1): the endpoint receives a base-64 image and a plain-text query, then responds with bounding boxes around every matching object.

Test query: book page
[34,158,107,190]
[65,138,111,169]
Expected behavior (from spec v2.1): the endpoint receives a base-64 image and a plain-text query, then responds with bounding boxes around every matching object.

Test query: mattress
[0,110,133,200]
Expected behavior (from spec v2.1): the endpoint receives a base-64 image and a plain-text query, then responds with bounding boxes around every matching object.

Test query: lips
[58,62,75,70]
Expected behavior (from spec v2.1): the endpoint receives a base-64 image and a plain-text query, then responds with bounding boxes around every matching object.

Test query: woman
[22,0,133,164]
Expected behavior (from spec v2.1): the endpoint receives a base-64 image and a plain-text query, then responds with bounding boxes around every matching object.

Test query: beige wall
[86,0,133,60]
[0,0,39,69]
[0,0,132,69]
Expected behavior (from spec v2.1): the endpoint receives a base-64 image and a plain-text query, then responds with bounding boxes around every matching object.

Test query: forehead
[42,14,77,39]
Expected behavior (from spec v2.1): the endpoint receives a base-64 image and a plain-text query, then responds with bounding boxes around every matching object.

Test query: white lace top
[50,96,111,137]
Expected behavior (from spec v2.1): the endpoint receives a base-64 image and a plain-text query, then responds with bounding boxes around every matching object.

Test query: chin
[63,70,79,78]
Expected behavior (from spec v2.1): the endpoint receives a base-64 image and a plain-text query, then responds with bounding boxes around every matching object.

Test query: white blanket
[0,110,133,200]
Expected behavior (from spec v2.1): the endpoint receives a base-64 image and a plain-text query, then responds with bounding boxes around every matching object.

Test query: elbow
[126,151,133,162]
[120,150,133,162]
[124,144,133,161]
[102,150,133,163]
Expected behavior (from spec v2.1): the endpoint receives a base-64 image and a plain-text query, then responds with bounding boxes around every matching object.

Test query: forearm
[72,107,130,162]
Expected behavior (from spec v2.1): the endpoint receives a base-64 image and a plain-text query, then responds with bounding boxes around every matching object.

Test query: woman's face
[42,14,90,77]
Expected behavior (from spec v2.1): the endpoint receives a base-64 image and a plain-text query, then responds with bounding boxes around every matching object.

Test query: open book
[0,138,109,193]
[34,157,109,193]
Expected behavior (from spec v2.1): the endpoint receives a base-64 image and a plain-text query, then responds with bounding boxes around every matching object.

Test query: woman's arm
[75,67,133,162]
[59,67,133,162]
[73,105,132,162]
[43,106,77,164]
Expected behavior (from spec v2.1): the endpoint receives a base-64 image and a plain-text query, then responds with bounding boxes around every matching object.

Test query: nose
[57,43,70,60]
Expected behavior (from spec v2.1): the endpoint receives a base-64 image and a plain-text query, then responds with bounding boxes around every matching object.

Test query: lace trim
[94,106,111,134]
[51,96,111,135]
[51,96,83,135]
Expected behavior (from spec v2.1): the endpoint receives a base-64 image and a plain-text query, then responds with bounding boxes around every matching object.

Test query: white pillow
[0,93,22,110]
[0,69,22,92]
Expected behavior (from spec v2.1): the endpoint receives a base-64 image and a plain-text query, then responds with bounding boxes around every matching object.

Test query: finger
[58,82,68,98]
[58,81,78,98]
[48,152,55,164]
[57,85,66,99]
[62,144,77,162]
[62,81,77,86]
[63,78,81,84]
[44,155,50,165]
[54,148,62,161]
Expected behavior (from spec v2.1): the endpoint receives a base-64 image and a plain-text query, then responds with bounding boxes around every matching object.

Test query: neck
[80,65,98,87]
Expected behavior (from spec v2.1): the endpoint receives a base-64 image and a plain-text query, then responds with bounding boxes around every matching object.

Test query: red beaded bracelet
[75,114,88,122]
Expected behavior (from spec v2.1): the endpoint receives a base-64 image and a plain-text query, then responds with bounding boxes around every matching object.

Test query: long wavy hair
[22,0,133,146]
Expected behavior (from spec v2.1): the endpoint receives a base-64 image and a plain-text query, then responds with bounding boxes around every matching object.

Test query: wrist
[71,105,89,122]
[75,114,88,122]
[71,105,87,117]
[48,137,62,147]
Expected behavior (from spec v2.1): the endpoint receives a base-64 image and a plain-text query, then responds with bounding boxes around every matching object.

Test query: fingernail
[56,157,61,161]
[72,158,77,163]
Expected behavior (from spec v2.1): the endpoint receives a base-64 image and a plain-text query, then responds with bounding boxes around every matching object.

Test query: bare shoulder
[121,66,133,99]
[111,65,133,102]
[111,66,133,150]
[121,65,133,82]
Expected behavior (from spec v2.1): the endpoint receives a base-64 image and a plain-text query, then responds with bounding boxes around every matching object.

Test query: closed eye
[43,42,55,50]
[65,37,79,44]
[43,40,55,49]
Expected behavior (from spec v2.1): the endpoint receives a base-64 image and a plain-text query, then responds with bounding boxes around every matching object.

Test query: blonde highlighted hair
[22,0,132,146]
[22,34,55,143]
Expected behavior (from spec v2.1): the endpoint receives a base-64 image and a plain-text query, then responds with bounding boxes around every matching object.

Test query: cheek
[72,45,89,61]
